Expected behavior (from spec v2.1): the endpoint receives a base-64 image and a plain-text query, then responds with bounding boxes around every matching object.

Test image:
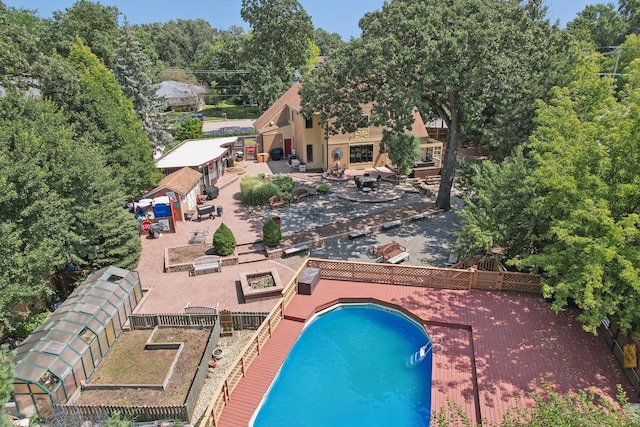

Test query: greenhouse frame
[12,266,143,419]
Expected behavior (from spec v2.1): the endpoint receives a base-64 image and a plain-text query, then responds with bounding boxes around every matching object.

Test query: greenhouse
[12,266,143,419]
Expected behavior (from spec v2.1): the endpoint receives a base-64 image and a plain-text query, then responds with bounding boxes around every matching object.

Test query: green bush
[316,183,331,194]
[240,175,279,206]
[271,174,294,193]
[212,223,237,256]
[262,218,282,248]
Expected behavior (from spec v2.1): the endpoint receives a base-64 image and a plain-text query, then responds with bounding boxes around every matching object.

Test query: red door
[284,139,292,157]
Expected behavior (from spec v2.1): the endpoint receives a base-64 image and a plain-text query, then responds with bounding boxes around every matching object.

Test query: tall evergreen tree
[0,90,141,336]
[114,21,172,156]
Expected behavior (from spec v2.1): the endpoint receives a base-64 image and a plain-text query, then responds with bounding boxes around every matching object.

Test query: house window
[350,144,373,164]
[306,144,313,162]
[305,117,313,129]
[358,115,369,128]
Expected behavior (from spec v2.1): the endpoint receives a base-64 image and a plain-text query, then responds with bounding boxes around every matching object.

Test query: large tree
[567,3,628,48]
[41,42,161,196]
[241,0,314,110]
[114,21,173,155]
[313,28,344,57]
[300,0,566,211]
[42,0,120,67]
[0,90,142,336]
[459,48,640,333]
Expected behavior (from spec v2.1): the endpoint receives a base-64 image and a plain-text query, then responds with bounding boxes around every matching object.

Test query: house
[141,167,202,222]
[253,82,442,172]
[156,80,208,112]
[155,137,236,188]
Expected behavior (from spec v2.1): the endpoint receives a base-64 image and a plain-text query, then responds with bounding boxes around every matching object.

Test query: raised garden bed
[165,245,238,272]
[239,268,284,302]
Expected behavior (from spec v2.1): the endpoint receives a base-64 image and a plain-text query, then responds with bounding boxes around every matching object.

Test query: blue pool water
[251,304,432,427]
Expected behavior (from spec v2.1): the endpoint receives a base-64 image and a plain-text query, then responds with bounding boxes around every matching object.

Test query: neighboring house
[156,80,207,112]
[155,137,236,188]
[141,167,202,222]
[253,82,443,171]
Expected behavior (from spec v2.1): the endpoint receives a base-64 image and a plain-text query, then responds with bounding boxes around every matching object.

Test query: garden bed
[165,245,238,272]
[239,268,284,302]
[75,328,210,406]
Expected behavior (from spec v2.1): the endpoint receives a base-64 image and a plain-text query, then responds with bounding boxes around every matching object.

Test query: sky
[5,0,603,40]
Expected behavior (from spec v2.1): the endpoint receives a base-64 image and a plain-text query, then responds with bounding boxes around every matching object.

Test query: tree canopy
[458,46,640,333]
[301,0,566,210]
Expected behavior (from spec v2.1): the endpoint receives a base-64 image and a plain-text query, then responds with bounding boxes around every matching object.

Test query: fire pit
[239,268,284,302]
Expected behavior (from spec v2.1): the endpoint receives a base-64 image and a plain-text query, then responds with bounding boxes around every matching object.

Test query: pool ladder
[409,337,443,366]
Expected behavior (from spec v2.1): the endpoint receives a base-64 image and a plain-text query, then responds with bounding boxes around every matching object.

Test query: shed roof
[13,266,140,386]
[144,167,202,199]
[155,137,236,170]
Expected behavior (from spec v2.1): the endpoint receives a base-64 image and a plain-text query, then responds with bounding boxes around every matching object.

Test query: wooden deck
[217,279,636,426]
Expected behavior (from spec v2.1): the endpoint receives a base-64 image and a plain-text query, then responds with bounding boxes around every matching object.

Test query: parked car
[176,113,204,123]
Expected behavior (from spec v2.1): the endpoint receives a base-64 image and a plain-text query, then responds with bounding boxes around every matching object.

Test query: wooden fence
[129,312,269,330]
[305,259,542,294]
[600,320,640,397]
[52,404,188,425]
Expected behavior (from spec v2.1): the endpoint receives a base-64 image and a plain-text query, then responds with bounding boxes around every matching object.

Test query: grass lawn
[200,101,259,120]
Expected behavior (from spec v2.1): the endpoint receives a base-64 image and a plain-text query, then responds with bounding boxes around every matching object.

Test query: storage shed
[12,266,143,419]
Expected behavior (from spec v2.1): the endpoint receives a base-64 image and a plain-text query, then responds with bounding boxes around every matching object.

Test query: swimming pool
[251,304,433,426]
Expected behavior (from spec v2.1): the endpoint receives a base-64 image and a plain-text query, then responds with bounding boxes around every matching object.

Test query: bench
[372,241,409,264]
[348,228,372,239]
[283,244,309,257]
[269,195,287,209]
[191,255,221,276]
[382,220,402,229]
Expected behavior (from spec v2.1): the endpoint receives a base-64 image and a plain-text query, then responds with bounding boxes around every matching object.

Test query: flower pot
[212,348,224,360]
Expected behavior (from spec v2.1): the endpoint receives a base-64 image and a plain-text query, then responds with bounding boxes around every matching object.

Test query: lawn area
[75,328,211,406]
[200,101,259,120]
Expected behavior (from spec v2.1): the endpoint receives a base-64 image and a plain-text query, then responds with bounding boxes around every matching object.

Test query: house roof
[155,137,237,169]
[254,82,429,139]
[254,82,302,131]
[156,80,208,99]
[144,167,202,198]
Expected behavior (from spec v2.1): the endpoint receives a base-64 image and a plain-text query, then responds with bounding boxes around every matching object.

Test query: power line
[161,68,251,75]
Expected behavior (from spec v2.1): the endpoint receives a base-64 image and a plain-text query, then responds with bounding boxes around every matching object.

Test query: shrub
[212,223,236,256]
[271,174,294,193]
[240,175,279,206]
[262,218,282,248]
[316,183,331,194]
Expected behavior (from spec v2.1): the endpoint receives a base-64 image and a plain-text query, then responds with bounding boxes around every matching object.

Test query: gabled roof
[254,82,430,139]
[155,137,236,169]
[144,167,202,199]
[254,82,302,131]
[156,80,208,99]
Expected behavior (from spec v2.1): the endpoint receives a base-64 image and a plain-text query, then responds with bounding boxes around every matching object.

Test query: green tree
[301,0,567,211]
[0,345,15,427]
[459,47,640,333]
[174,117,205,142]
[241,0,314,110]
[380,131,420,176]
[262,218,282,248]
[114,21,173,155]
[0,90,141,336]
[42,0,120,67]
[212,223,237,256]
[313,28,344,57]
[0,3,39,83]
[41,41,161,196]
[567,3,628,48]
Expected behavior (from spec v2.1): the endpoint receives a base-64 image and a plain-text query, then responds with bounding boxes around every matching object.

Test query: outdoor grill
[197,205,214,220]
